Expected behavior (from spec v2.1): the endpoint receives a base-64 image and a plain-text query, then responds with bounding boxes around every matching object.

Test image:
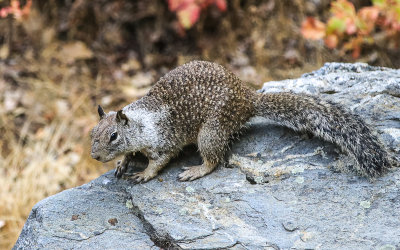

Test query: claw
[130,171,156,183]
[114,161,120,177]
[114,160,126,178]
[179,165,210,181]
[114,170,118,178]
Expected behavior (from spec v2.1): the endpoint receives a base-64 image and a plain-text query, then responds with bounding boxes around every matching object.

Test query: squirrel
[90,60,392,182]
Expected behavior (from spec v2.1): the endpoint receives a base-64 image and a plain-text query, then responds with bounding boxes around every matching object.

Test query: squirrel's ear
[98,105,106,119]
[116,110,129,125]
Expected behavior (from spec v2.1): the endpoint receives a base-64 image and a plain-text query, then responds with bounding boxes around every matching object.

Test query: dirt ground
[1,0,399,248]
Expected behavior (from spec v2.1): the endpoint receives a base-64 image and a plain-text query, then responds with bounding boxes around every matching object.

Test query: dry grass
[0,53,113,249]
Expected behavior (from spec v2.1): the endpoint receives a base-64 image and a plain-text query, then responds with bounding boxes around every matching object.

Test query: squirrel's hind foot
[178,163,217,181]
[129,170,158,183]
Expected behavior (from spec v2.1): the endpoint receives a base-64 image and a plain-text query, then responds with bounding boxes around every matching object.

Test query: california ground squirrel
[90,60,392,182]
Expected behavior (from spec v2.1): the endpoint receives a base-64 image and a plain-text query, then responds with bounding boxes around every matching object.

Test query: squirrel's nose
[91,152,101,161]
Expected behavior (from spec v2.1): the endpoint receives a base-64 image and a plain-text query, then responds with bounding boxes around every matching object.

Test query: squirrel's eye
[110,132,118,142]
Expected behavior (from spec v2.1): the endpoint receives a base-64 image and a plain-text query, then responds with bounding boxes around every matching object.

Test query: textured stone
[14,63,400,249]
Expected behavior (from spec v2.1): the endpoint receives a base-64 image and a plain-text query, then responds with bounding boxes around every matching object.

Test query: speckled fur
[91,61,392,182]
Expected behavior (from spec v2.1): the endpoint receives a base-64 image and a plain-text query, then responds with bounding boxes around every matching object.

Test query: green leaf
[372,0,385,8]
[327,17,346,34]
[396,7,400,22]
[331,0,356,17]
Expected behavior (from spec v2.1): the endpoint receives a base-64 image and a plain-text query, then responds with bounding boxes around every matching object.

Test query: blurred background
[0,0,399,248]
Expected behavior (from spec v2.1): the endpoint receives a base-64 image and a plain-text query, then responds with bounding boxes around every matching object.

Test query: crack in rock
[128,197,182,249]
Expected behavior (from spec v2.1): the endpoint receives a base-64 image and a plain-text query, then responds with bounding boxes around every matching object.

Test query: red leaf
[0,7,11,18]
[0,0,31,19]
[352,45,361,58]
[324,34,339,48]
[177,3,201,29]
[301,17,326,40]
[21,0,32,18]
[10,0,20,9]
[343,37,362,58]
[168,0,227,30]
[345,18,357,35]
[168,0,195,11]
[358,6,379,22]
[215,0,227,12]
[168,0,182,11]
[357,7,379,35]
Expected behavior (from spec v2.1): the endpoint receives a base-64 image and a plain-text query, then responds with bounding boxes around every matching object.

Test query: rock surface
[14,63,400,249]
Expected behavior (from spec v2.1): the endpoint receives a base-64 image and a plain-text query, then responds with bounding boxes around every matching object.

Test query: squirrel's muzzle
[91,151,101,161]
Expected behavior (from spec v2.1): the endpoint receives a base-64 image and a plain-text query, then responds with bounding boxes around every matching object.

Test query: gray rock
[13,179,160,250]
[14,63,400,249]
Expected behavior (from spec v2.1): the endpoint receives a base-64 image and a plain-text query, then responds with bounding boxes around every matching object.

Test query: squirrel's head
[90,105,132,162]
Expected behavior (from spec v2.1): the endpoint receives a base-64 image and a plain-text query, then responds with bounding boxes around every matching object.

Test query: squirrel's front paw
[114,160,127,178]
[130,170,157,183]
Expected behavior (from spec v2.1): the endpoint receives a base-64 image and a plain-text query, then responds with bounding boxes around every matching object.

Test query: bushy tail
[254,92,391,178]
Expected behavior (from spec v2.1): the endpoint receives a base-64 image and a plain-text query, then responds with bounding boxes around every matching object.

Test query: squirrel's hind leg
[179,120,230,181]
